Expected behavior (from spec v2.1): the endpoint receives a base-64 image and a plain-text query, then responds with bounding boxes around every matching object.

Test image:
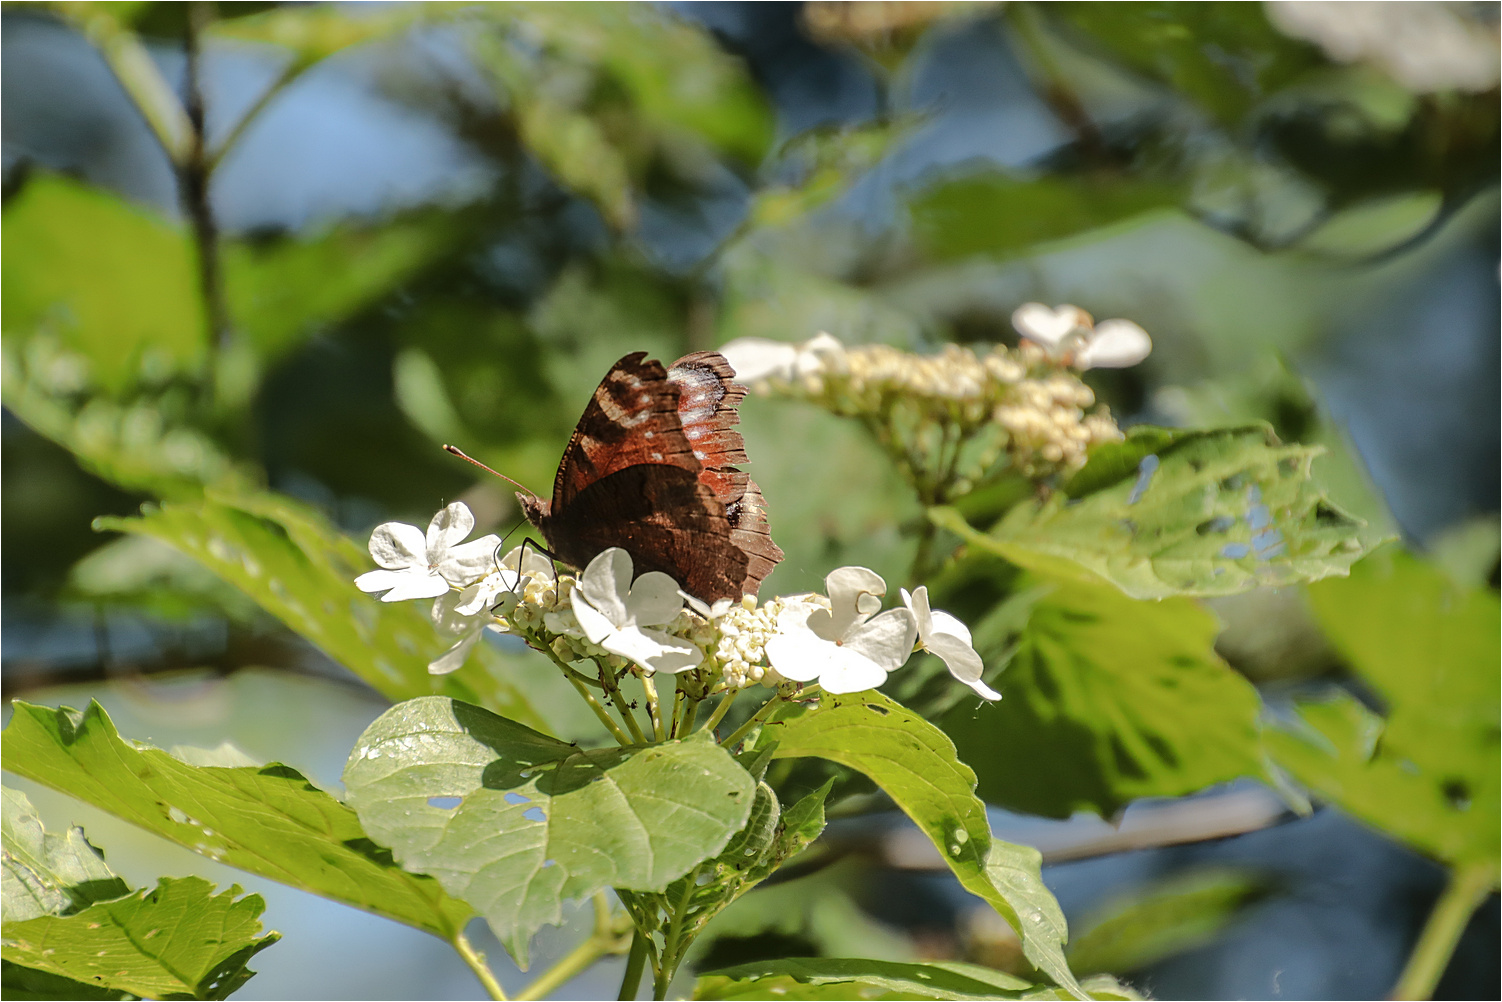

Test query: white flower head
[901,586,999,701]
[456,544,556,616]
[1011,303,1151,371]
[570,549,703,674]
[427,591,503,675]
[355,502,503,602]
[765,567,918,695]
[720,332,848,384]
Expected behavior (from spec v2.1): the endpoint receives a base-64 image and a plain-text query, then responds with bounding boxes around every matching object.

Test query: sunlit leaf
[762,691,1088,1000]
[1266,549,1500,868]
[1,788,129,924]
[909,173,1181,261]
[1,876,277,1001]
[342,696,755,968]
[695,957,1140,1000]
[2,174,205,394]
[941,574,1266,818]
[210,4,416,67]
[932,425,1385,599]
[1066,869,1268,975]
[1,700,475,940]
[94,491,546,725]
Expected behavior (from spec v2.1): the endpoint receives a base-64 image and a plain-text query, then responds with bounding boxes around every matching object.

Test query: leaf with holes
[1266,549,1499,868]
[1,787,130,924]
[761,692,1087,1000]
[2,700,473,940]
[95,491,546,726]
[2,876,277,1001]
[941,574,1266,818]
[342,696,755,968]
[932,425,1384,599]
[693,957,1141,1000]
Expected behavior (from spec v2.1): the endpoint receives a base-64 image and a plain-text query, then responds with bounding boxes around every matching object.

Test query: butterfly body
[520,351,783,602]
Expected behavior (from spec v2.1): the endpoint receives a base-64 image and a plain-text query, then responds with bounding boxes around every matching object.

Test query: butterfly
[516,351,784,603]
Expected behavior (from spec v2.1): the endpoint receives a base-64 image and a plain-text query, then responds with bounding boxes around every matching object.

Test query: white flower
[1011,303,1151,370]
[901,586,999,701]
[456,545,555,616]
[354,502,502,602]
[720,332,847,384]
[765,567,917,695]
[570,549,703,674]
[427,592,502,675]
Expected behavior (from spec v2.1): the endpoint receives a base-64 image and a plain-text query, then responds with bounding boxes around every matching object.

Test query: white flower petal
[545,609,584,637]
[354,568,413,595]
[377,570,450,603]
[571,588,619,644]
[601,626,702,674]
[815,646,891,694]
[501,545,556,580]
[824,566,887,637]
[928,609,973,648]
[719,337,801,383]
[843,608,918,674]
[429,631,482,675]
[438,535,503,585]
[368,522,428,570]
[1012,303,1089,350]
[900,587,933,637]
[430,591,471,635]
[579,549,633,627]
[928,633,1000,700]
[427,502,476,553]
[1076,319,1152,369]
[628,571,685,627]
[765,631,837,683]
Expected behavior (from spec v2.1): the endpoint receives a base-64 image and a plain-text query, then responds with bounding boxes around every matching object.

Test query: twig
[516,892,630,1002]
[1390,862,1497,1000]
[698,688,740,736]
[453,930,508,1001]
[617,929,649,1001]
[640,672,667,743]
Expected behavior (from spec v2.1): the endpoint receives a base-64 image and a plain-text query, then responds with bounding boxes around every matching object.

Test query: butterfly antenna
[443,444,541,500]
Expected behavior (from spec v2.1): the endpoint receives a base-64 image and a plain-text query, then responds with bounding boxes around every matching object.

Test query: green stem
[599,662,648,745]
[669,688,686,738]
[207,60,302,170]
[698,688,740,735]
[640,673,667,743]
[75,8,192,163]
[617,929,649,1001]
[516,894,622,1002]
[1390,863,1497,1000]
[453,930,508,1001]
[719,687,818,750]
[544,647,632,746]
[654,864,701,999]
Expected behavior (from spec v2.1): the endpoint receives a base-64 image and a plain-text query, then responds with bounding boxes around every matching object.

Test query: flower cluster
[355,503,999,703]
[720,307,1147,489]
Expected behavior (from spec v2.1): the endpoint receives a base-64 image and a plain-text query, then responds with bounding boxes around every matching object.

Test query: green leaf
[94,491,546,725]
[1,959,132,1001]
[694,958,1141,1001]
[1050,3,1320,125]
[1066,869,1268,975]
[932,425,1384,599]
[342,696,756,968]
[2,788,130,924]
[941,574,1266,818]
[2,174,204,395]
[909,173,1181,261]
[2,876,277,1001]
[763,692,1087,1000]
[1266,549,1500,868]
[1,700,474,940]
[209,4,416,68]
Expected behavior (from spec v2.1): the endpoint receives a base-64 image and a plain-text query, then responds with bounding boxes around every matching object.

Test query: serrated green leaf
[94,491,545,725]
[2,788,130,924]
[1,876,277,1001]
[2,701,474,940]
[1066,869,1268,975]
[762,692,1087,1000]
[342,696,755,968]
[1266,549,1500,869]
[942,575,1266,818]
[933,425,1384,599]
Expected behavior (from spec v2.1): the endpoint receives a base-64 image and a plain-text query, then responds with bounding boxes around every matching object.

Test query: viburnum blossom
[354,502,501,603]
[766,567,918,695]
[901,586,999,700]
[428,546,555,674]
[569,549,703,675]
[1011,302,1152,370]
[720,331,845,385]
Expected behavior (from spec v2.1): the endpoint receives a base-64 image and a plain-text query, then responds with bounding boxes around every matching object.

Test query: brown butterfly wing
[669,351,784,595]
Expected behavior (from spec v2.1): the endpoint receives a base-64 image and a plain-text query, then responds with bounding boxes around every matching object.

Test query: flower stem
[1391,862,1497,1000]
[698,688,739,735]
[453,930,508,1001]
[654,864,701,999]
[599,662,648,745]
[640,673,667,743]
[668,688,686,738]
[543,648,632,746]
[515,893,628,1002]
[617,929,648,1001]
[719,690,795,749]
